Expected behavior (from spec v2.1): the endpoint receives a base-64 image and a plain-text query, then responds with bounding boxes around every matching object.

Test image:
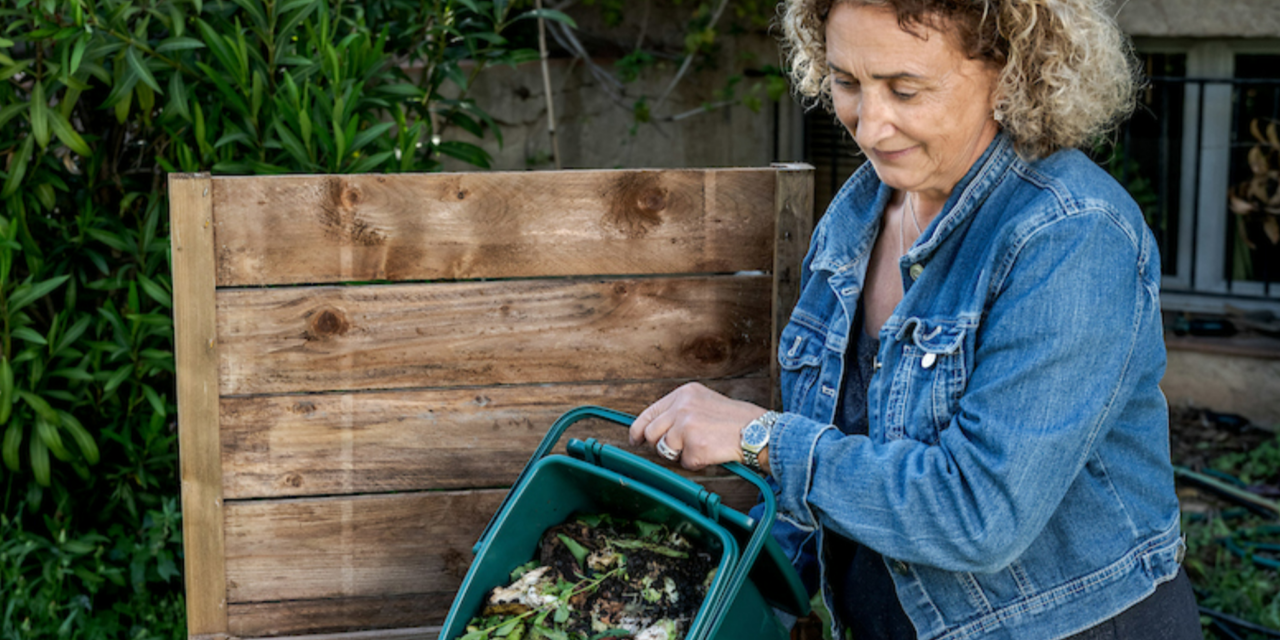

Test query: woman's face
[826,3,1000,202]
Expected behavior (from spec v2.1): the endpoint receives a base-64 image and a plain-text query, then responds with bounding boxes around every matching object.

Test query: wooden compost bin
[170,166,814,640]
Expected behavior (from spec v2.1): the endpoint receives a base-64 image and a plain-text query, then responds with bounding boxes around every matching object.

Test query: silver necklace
[899,192,923,256]
[908,192,923,235]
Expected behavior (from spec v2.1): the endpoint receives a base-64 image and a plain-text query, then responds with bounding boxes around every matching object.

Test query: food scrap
[457,514,719,640]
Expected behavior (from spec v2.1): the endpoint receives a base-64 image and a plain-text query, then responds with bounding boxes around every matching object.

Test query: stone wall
[441,30,803,172]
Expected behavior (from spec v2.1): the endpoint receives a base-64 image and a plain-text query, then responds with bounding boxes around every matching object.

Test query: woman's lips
[872,146,917,162]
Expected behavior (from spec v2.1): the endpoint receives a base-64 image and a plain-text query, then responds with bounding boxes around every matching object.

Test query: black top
[826,305,918,639]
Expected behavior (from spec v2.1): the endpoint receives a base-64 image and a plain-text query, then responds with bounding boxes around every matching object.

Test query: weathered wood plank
[217,276,771,396]
[771,164,815,409]
[242,628,440,640]
[171,173,229,637]
[223,479,760,608]
[230,597,446,638]
[222,378,770,499]
[212,170,777,287]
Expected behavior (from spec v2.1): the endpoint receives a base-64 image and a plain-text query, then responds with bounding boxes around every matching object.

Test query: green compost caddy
[440,406,812,640]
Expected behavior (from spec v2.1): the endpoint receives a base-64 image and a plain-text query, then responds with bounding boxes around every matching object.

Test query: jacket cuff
[769,412,837,530]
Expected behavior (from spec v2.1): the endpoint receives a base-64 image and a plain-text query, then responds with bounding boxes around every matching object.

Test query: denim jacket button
[909,263,925,280]
[892,559,910,575]
[921,353,937,369]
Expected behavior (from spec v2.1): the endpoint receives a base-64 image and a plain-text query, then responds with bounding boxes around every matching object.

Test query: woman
[628,1,1202,639]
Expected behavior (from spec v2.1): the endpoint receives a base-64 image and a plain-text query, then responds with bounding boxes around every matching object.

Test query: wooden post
[771,164,815,410]
[169,173,229,639]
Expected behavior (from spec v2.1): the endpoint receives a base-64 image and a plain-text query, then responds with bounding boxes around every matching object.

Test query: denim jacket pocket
[779,322,827,414]
[884,318,970,443]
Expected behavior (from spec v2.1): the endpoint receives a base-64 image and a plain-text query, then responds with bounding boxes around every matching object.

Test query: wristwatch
[740,411,781,473]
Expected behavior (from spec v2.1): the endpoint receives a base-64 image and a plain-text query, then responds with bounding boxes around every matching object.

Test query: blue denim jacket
[767,134,1184,640]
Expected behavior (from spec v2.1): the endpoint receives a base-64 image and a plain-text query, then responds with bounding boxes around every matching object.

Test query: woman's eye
[834,78,858,89]
[892,89,916,100]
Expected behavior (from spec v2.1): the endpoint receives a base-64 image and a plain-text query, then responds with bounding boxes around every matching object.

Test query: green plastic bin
[439,406,811,640]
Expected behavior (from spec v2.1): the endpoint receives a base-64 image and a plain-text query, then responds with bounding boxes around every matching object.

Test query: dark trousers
[1063,567,1203,640]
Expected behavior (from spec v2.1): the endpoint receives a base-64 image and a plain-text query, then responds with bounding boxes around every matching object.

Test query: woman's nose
[855,91,894,149]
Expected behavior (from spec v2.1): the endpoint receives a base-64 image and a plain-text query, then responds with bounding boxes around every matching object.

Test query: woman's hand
[628,382,768,471]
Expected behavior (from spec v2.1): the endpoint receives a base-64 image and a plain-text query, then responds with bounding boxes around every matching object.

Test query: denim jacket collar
[811,132,1017,285]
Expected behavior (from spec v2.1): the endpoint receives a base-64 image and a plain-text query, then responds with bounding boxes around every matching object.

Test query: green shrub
[0,0,566,634]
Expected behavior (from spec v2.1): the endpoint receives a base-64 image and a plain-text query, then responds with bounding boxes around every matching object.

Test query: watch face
[742,421,769,448]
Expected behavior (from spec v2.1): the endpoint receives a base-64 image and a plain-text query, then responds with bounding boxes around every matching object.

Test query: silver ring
[656,436,681,461]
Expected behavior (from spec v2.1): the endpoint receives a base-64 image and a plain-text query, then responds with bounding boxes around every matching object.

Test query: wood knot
[604,173,668,238]
[283,473,303,488]
[456,189,469,200]
[292,401,317,414]
[306,306,351,341]
[318,177,386,247]
[682,335,730,366]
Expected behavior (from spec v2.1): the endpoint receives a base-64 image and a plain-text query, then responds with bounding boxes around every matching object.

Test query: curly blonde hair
[781,0,1139,159]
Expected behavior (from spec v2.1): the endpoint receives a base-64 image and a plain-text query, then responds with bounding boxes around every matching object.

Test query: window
[1114,40,1280,313]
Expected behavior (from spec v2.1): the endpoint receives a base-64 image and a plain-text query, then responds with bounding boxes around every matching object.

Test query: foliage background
[0,0,775,636]
[0,0,570,635]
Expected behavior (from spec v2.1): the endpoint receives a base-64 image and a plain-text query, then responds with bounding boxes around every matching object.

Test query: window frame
[1134,38,1280,314]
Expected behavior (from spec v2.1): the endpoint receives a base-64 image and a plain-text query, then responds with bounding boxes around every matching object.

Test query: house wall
[1108,0,1280,38]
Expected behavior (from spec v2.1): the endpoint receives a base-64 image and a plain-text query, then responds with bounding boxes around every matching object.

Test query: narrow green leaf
[0,135,33,199]
[214,131,252,149]
[9,275,71,315]
[37,417,72,462]
[50,368,94,381]
[86,228,130,252]
[167,71,190,122]
[376,83,425,98]
[17,391,58,423]
[436,140,492,169]
[141,384,166,418]
[0,357,12,425]
[30,433,50,486]
[30,81,50,148]
[103,365,132,393]
[55,316,92,355]
[69,35,88,76]
[11,327,48,345]
[0,59,32,82]
[2,420,20,472]
[278,0,317,15]
[349,121,394,155]
[195,20,239,77]
[49,109,91,157]
[230,0,269,34]
[125,46,162,93]
[137,274,172,308]
[58,412,97,465]
[273,120,311,167]
[155,36,206,53]
[333,117,347,163]
[0,102,28,130]
[347,150,394,173]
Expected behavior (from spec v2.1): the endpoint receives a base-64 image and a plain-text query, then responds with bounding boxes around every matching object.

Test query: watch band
[741,411,781,473]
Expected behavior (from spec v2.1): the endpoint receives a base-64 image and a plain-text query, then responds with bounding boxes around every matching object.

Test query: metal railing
[1105,76,1280,307]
